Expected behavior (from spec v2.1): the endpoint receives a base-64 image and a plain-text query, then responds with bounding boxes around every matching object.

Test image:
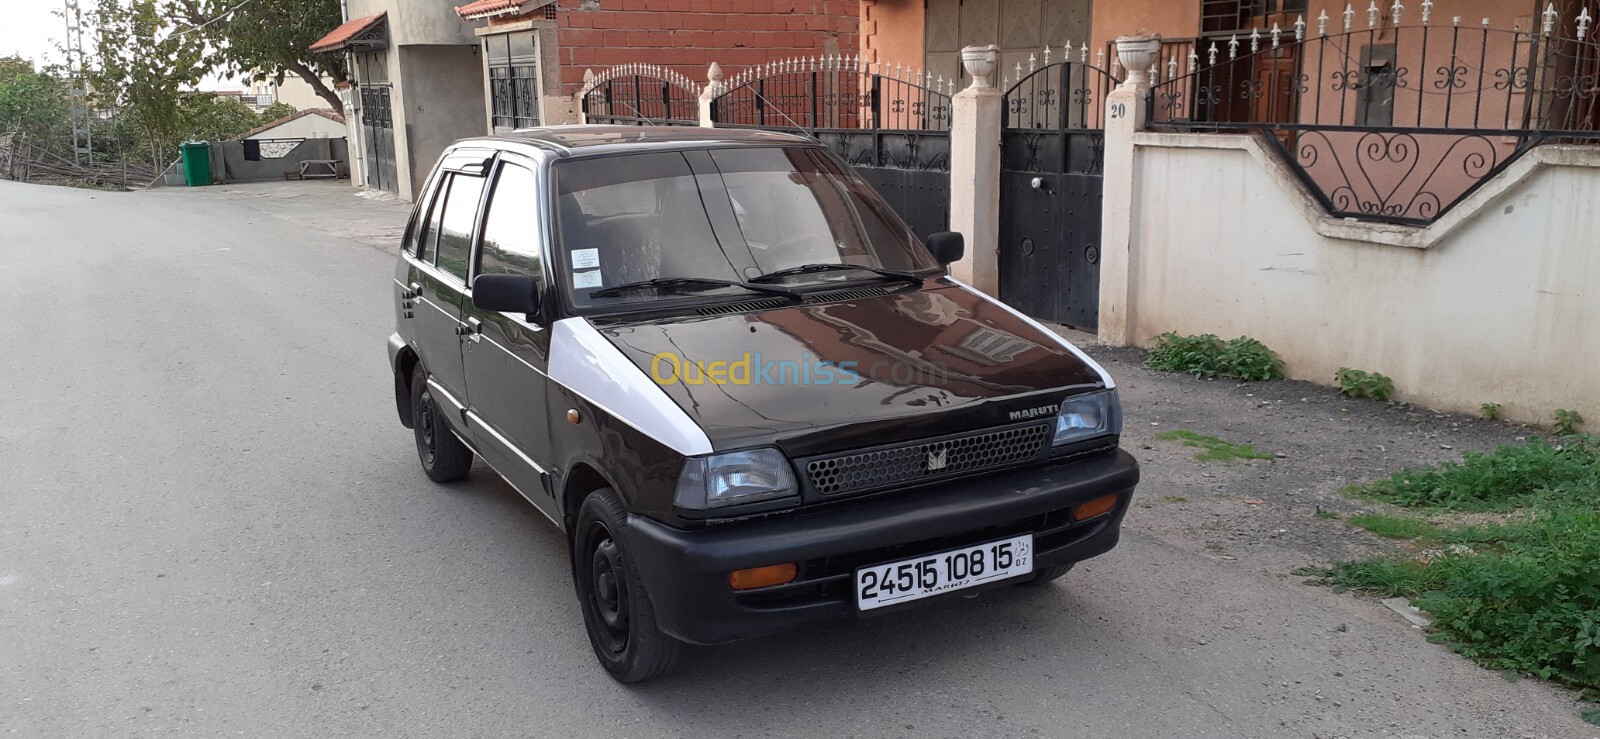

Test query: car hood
[592,280,1110,455]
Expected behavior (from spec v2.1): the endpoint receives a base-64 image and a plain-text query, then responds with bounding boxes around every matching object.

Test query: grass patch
[1320,435,1600,695]
[1154,429,1276,463]
[1146,333,1285,381]
[1314,507,1341,520]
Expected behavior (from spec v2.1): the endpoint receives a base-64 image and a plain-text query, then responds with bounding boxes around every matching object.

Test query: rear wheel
[410,365,473,482]
[1019,563,1074,587]
[573,488,682,683]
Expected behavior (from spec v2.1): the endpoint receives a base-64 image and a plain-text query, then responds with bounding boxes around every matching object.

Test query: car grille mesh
[805,423,1053,496]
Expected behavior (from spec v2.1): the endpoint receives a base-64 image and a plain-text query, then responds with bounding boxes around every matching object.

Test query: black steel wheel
[1018,562,1074,587]
[572,488,682,683]
[410,365,473,482]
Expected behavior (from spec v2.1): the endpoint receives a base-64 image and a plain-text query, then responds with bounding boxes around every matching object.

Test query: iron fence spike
[1083,44,1090,63]
[1043,45,1050,67]
[1318,9,1329,36]
[1543,2,1558,33]
[1028,52,1037,72]
[1579,6,1592,38]
[1229,33,1240,59]
[1251,27,1261,53]
[1208,41,1219,66]
[1294,14,1306,40]
[1453,15,1461,26]
[1271,22,1281,48]
[1344,3,1355,32]
[1391,0,1403,25]
[1481,17,1488,26]
[1421,0,1432,24]
[1368,1,1379,29]
[1188,48,1199,73]
[1167,57,1178,79]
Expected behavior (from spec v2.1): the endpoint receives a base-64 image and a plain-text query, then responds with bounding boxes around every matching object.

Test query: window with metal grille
[484,31,540,132]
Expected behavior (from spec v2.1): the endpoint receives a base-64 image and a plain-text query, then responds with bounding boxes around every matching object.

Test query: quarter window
[415,180,444,263]
[437,173,485,282]
[479,163,543,279]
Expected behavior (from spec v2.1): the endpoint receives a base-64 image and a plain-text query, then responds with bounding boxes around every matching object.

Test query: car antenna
[610,99,658,126]
[748,88,821,143]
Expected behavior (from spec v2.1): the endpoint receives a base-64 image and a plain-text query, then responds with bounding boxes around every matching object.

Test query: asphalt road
[2,179,1591,738]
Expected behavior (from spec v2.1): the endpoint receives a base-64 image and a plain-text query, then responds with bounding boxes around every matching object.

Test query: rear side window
[436,173,485,282]
[478,163,543,279]
[414,182,444,264]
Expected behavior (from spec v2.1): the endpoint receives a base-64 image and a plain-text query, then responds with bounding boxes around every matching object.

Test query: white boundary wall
[1113,133,1600,424]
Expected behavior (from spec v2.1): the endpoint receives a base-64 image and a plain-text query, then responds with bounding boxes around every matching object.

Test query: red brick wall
[555,0,860,94]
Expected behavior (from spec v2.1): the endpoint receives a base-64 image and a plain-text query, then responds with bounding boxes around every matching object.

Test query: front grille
[805,422,1053,496]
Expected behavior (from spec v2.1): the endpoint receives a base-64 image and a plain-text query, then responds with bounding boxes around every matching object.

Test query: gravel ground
[1086,344,1537,571]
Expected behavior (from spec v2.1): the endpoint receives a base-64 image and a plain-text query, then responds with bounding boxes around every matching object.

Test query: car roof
[455,124,817,159]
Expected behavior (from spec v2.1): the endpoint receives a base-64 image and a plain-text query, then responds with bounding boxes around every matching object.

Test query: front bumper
[626,448,1139,645]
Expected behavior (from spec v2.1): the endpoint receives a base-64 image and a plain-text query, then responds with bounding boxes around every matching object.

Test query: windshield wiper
[588,276,800,300]
[749,263,929,285]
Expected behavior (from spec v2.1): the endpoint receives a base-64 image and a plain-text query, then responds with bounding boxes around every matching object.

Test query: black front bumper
[626,448,1139,645]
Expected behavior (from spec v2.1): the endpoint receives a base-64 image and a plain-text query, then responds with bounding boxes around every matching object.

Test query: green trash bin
[179,141,211,187]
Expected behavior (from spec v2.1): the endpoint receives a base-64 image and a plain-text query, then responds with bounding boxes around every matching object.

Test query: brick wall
[554,0,859,94]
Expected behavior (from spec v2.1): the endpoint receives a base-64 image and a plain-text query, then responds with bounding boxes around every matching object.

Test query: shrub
[1480,403,1502,421]
[1336,367,1395,401]
[1554,409,1586,436]
[1146,333,1284,381]
[1354,435,1600,512]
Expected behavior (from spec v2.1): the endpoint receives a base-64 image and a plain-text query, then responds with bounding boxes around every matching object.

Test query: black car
[387,125,1139,682]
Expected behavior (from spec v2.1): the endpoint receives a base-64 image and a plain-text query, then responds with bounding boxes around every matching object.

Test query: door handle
[463,317,482,342]
[407,282,422,300]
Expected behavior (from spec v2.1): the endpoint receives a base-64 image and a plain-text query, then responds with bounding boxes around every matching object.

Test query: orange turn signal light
[1073,494,1120,521]
[729,563,798,591]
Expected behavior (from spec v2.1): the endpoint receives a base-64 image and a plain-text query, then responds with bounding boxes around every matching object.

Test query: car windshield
[553,146,938,309]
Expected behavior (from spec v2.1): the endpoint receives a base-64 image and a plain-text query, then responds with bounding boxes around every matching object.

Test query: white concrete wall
[246,114,346,140]
[1122,134,1600,425]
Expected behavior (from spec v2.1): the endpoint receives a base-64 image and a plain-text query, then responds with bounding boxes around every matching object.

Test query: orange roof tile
[309,12,386,53]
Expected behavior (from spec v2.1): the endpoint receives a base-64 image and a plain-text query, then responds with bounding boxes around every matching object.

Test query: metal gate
[999,59,1118,330]
[360,84,397,193]
[578,64,701,126]
[711,57,953,240]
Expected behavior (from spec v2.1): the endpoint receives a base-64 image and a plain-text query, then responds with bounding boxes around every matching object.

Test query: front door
[408,163,488,418]
[460,156,559,521]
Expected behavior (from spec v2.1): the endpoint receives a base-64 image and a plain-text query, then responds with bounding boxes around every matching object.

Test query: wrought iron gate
[579,64,701,126]
[360,84,397,194]
[999,59,1118,330]
[711,57,953,240]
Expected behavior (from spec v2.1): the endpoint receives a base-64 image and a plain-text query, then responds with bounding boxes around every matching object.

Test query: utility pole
[63,0,93,166]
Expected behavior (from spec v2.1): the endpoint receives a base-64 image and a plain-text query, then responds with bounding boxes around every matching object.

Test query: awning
[309,12,388,53]
[455,0,552,21]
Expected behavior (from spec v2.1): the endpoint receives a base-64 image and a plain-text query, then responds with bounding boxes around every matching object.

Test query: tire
[1019,562,1074,587]
[572,488,683,683]
[410,365,473,483]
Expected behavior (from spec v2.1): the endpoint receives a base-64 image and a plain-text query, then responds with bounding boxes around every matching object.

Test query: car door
[460,155,560,520]
[406,154,490,419]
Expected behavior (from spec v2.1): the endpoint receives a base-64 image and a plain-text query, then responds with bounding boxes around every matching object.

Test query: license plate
[855,534,1034,611]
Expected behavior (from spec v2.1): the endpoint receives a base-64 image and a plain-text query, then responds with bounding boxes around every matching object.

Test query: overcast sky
[0,1,239,90]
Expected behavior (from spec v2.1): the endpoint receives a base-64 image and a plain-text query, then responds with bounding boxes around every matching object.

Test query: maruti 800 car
[387,125,1139,682]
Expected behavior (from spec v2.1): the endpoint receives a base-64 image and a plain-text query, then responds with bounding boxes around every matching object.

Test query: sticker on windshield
[572,270,603,290]
[571,248,600,270]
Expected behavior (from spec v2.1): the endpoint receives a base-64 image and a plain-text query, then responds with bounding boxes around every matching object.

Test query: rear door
[460,154,560,520]
[406,151,491,419]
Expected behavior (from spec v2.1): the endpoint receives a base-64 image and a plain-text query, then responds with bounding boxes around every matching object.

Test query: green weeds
[1154,429,1276,463]
[1146,333,1285,381]
[1336,368,1395,401]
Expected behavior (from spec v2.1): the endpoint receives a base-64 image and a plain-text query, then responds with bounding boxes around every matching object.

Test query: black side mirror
[926,231,965,265]
[472,273,541,318]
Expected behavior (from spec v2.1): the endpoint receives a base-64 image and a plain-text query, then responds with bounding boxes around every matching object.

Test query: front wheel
[1018,562,1074,587]
[572,488,683,683]
[410,365,473,482]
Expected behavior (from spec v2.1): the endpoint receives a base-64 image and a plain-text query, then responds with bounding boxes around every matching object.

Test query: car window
[436,173,485,282]
[479,163,543,280]
[415,178,445,264]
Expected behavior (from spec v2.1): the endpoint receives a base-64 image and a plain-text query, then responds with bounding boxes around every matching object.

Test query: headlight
[673,448,799,510]
[1053,390,1122,446]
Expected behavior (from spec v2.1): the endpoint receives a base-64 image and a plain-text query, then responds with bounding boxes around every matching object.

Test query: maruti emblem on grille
[926,447,948,471]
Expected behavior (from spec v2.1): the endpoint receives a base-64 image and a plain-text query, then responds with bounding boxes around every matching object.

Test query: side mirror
[926,231,965,266]
[472,273,541,318]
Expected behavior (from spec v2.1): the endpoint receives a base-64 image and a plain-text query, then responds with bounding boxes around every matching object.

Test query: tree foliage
[173,0,349,112]
[89,0,210,163]
[0,56,73,148]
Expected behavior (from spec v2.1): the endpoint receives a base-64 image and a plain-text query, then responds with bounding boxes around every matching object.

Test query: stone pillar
[575,69,595,125]
[699,63,724,128]
[948,44,1003,294]
[1097,35,1159,346]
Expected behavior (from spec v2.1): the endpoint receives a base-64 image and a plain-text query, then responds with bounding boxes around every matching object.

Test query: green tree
[257,101,297,123]
[179,94,264,140]
[89,0,209,164]
[0,56,72,149]
[171,0,349,113]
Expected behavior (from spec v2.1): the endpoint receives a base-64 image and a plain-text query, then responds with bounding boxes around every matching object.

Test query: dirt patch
[1084,345,1540,572]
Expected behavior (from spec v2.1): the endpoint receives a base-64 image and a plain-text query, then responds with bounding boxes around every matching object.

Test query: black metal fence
[580,64,701,126]
[711,57,953,131]
[1145,9,1600,224]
